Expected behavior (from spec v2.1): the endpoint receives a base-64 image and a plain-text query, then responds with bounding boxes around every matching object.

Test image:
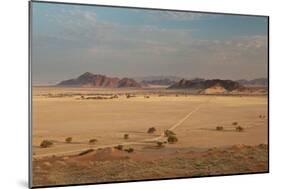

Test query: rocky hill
[57,72,141,88]
[169,79,243,92]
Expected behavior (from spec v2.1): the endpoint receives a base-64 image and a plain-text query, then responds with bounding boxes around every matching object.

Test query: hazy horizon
[32,2,268,85]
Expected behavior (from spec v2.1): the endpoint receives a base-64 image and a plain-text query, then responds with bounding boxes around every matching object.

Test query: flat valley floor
[31,87,268,187]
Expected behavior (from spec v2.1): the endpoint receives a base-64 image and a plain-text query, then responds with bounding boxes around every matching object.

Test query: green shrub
[236,126,244,132]
[124,134,129,139]
[216,126,224,131]
[40,140,53,148]
[156,141,165,147]
[114,145,123,150]
[164,130,176,137]
[147,127,156,134]
[167,135,178,144]
[65,137,72,143]
[232,122,238,126]
[124,148,134,153]
[89,139,97,144]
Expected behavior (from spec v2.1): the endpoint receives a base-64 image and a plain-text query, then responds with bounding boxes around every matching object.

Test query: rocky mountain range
[168,79,243,91]
[57,72,141,88]
[236,78,268,87]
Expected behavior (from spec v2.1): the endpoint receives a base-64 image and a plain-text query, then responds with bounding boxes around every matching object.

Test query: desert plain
[32,86,268,187]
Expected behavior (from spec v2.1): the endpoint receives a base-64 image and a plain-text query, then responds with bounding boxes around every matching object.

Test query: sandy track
[33,98,212,158]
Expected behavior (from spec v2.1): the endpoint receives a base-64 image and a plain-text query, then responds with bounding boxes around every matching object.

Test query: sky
[31,2,268,85]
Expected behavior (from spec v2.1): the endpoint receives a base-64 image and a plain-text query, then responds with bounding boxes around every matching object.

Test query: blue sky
[31,2,268,84]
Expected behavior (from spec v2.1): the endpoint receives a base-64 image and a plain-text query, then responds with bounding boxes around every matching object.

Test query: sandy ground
[32,87,268,157]
[31,87,268,187]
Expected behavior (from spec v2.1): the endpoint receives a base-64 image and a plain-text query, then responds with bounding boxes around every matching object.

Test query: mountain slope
[57,72,141,88]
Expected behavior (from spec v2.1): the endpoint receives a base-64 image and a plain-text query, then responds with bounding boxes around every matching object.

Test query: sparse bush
[164,130,176,137]
[65,137,72,143]
[78,149,94,156]
[216,126,224,131]
[40,140,53,148]
[147,127,156,134]
[167,135,178,144]
[89,139,97,144]
[144,96,150,98]
[232,122,238,126]
[124,134,129,139]
[236,126,244,132]
[124,148,134,153]
[156,141,165,147]
[114,145,123,150]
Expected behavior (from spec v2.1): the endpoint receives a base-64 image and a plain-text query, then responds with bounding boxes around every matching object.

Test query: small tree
[124,134,129,139]
[65,137,72,143]
[167,135,178,144]
[147,127,156,134]
[40,140,53,148]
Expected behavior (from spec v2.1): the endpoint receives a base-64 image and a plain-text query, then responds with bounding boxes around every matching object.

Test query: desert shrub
[144,96,150,98]
[78,149,94,156]
[232,122,238,126]
[114,145,123,150]
[164,130,176,137]
[40,140,53,148]
[236,126,244,132]
[124,148,134,153]
[81,95,85,99]
[89,139,98,144]
[124,134,129,139]
[167,135,178,144]
[147,127,156,134]
[65,137,72,143]
[216,126,224,131]
[156,141,165,147]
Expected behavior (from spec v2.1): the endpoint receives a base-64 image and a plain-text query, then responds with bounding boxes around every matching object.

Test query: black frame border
[28,0,270,188]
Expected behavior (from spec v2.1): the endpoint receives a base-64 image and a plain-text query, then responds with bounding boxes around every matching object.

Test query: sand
[31,86,268,186]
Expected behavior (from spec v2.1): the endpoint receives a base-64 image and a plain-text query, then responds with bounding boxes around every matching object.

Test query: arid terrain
[32,86,268,187]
